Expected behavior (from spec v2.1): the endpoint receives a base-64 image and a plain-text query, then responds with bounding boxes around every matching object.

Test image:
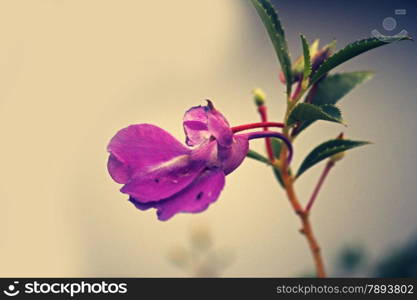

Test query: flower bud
[279,39,336,84]
[253,88,266,107]
[311,41,335,71]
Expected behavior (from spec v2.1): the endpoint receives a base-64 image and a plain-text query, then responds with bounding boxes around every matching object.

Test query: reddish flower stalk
[279,150,326,277]
[305,132,343,211]
[305,161,335,212]
[231,122,284,133]
[257,105,275,162]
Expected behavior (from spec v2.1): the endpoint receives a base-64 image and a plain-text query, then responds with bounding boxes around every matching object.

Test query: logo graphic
[372,9,408,41]
[3,281,20,297]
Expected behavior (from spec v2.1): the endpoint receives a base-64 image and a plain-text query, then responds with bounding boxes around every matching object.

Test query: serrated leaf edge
[296,140,370,178]
[300,34,312,79]
[251,0,293,95]
[310,36,411,84]
[288,102,344,126]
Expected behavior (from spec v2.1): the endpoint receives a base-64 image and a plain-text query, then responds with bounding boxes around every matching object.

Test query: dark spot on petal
[196,191,204,200]
[154,178,160,183]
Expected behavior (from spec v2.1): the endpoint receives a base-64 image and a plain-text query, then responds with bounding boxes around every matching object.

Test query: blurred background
[0,0,416,277]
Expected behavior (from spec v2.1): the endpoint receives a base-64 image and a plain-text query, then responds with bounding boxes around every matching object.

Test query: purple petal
[130,169,226,221]
[107,154,130,184]
[183,102,233,147]
[312,47,332,72]
[219,135,249,175]
[107,124,190,183]
[121,155,206,202]
[190,140,218,167]
[129,196,153,210]
[183,106,210,146]
[207,109,233,147]
[122,140,219,202]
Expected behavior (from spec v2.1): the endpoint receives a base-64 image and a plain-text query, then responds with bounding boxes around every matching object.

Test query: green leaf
[294,105,343,134]
[292,38,319,79]
[272,166,285,188]
[310,71,374,106]
[310,36,412,85]
[296,139,370,178]
[294,71,373,135]
[246,149,270,164]
[300,35,312,79]
[321,105,343,122]
[287,103,343,127]
[251,0,292,95]
[270,137,282,158]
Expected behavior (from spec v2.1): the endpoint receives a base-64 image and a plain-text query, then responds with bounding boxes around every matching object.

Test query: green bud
[253,88,266,106]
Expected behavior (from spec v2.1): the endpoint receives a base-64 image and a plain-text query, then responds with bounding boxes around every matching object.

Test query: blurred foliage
[167,224,233,277]
[336,245,367,275]
[330,231,417,277]
[373,237,417,277]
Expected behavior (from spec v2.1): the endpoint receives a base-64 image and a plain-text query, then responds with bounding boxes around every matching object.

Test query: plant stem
[258,105,275,162]
[279,114,326,277]
[269,81,326,277]
[231,122,284,133]
[280,163,326,277]
[305,161,334,212]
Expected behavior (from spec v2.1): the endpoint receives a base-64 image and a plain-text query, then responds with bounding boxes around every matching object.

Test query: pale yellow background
[0,0,416,277]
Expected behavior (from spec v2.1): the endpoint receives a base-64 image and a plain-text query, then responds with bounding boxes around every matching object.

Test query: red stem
[305,161,335,212]
[258,106,275,162]
[231,121,284,133]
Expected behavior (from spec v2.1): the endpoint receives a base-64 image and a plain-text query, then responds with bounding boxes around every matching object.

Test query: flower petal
[183,102,233,147]
[107,154,130,184]
[130,169,225,221]
[122,140,219,202]
[183,106,210,146]
[121,155,206,202]
[129,196,153,210]
[107,124,190,183]
[190,140,218,168]
[207,109,233,147]
[219,135,249,175]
